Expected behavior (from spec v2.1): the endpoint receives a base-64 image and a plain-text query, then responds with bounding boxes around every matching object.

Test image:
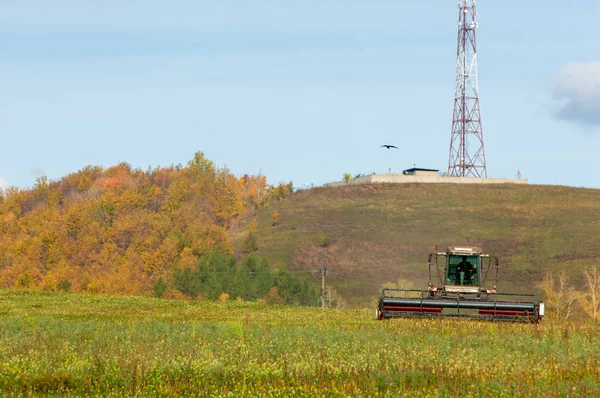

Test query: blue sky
[0,0,599,190]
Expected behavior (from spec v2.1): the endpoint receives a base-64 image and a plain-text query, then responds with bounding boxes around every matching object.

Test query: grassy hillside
[1,290,599,397]
[238,183,600,306]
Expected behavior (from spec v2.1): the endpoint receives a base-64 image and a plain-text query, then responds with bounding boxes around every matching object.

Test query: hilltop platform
[325,174,527,187]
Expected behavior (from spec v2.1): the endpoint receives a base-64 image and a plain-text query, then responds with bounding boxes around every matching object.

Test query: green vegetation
[171,251,317,305]
[0,290,598,397]
[320,235,332,248]
[245,183,600,306]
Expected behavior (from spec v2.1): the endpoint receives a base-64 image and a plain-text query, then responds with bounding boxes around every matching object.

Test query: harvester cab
[427,246,497,297]
[376,246,544,323]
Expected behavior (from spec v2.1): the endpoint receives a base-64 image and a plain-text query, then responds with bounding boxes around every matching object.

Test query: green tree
[153,277,168,298]
[274,270,318,306]
[237,255,273,300]
[173,267,201,298]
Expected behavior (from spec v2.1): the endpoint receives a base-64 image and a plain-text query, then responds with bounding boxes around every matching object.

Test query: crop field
[1,290,599,397]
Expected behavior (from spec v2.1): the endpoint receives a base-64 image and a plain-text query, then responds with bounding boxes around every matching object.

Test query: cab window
[446,254,479,286]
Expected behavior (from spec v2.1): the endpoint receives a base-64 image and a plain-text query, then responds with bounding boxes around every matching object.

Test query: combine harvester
[376,246,544,322]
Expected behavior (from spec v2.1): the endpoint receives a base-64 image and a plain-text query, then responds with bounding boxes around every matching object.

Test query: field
[1,290,599,397]
[238,183,600,305]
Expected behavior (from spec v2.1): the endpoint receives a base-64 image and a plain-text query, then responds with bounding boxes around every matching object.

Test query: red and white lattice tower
[448,0,487,177]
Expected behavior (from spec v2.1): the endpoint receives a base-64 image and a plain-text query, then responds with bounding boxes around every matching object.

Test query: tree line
[0,152,301,304]
[166,251,317,305]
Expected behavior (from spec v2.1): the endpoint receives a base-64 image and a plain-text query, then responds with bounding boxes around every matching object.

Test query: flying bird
[380,145,399,149]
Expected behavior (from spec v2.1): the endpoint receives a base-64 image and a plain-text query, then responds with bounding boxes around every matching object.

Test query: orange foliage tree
[0,152,276,296]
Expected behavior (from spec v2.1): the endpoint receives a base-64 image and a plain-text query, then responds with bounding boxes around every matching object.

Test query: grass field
[1,290,599,397]
[237,183,600,305]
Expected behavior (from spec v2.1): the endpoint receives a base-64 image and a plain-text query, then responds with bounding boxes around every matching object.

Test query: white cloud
[0,177,8,190]
[551,61,600,128]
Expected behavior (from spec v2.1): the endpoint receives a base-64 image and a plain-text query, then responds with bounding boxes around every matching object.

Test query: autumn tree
[268,182,293,201]
[0,152,307,303]
[538,271,581,321]
[239,174,268,208]
[211,170,243,227]
[580,265,600,321]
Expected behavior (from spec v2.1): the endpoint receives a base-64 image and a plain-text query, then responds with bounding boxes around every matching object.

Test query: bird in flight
[380,145,399,149]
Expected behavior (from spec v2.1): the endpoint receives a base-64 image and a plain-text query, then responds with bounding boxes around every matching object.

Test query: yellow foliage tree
[580,265,600,321]
[538,271,581,321]
[0,152,278,297]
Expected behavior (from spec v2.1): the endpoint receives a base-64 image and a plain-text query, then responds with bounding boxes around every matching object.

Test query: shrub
[161,289,191,300]
[263,287,285,305]
[218,292,230,303]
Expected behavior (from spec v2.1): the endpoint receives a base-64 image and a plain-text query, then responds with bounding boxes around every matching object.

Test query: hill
[0,153,301,301]
[239,183,600,306]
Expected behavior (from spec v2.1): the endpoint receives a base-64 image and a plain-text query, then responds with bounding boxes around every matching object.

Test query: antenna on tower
[448,0,487,177]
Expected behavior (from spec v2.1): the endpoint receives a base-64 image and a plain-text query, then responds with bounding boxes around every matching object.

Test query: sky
[0,0,599,190]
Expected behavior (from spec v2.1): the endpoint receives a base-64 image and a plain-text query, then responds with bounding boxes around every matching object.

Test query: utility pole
[319,267,328,309]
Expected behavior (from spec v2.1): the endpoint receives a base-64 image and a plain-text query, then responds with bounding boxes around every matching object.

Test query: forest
[0,152,315,304]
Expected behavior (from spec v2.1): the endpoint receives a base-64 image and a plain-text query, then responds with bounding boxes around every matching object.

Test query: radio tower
[448,0,487,177]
